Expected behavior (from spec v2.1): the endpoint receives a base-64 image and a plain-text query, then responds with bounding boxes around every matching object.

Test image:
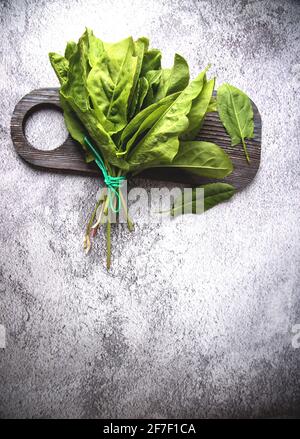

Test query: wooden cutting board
[11,88,261,191]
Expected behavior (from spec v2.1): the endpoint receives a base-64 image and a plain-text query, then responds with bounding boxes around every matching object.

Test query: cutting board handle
[10,88,99,175]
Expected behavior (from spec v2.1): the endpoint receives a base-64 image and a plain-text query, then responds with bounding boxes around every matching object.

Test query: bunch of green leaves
[49,29,254,268]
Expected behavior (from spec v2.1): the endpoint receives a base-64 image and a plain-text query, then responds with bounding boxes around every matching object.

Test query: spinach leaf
[154,53,189,102]
[171,183,235,216]
[58,34,120,166]
[128,76,149,119]
[49,50,95,162]
[49,52,69,85]
[181,74,214,140]
[207,96,217,113]
[61,63,128,169]
[60,33,90,112]
[138,48,164,108]
[217,83,254,163]
[59,94,84,143]
[128,37,149,118]
[59,93,95,163]
[173,141,233,178]
[64,41,77,61]
[133,141,233,179]
[119,92,180,152]
[140,49,162,76]
[142,69,162,108]
[86,37,138,135]
[124,101,173,156]
[127,71,207,170]
[84,29,104,68]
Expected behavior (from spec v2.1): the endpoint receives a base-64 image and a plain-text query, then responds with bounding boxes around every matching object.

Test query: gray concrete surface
[1,0,300,419]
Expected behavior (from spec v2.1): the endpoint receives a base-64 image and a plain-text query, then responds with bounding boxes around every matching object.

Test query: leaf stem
[119,189,134,231]
[84,198,103,254]
[91,195,107,229]
[106,216,111,269]
[242,138,250,164]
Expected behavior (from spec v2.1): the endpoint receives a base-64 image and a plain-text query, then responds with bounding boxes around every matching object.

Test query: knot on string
[84,137,125,213]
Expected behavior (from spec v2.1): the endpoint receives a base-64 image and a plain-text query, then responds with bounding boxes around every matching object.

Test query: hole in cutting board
[24,107,68,151]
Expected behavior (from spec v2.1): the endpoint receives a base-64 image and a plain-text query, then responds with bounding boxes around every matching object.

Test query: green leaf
[59,93,94,163]
[58,33,121,166]
[124,102,173,156]
[127,71,205,170]
[137,48,163,109]
[128,37,149,118]
[217,83,254,163]
[181,74,214,140]
[61,82,129,170]
[154,53,189,102]
[140,49,162,76]
[59,93,84,144]
[86,36,138,135]
[59,31,132,168]
[142,69,162,108]
[171,183,235,216]
[49,52,69,85]
[129,76,149,119]
[206,96,217,112]
[83,29,104,68]
[50,37,98,163]
[64,98,123,167]
[173,141,233,178]
[60,33,90,112]
[119,92,180,153]
[133,141,233,178]
[64,41,77,61]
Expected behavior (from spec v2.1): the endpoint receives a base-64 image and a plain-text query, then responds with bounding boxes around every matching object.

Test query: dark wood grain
[11,88,261,190]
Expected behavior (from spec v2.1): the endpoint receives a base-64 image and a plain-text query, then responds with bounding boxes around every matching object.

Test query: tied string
[84,137,125,213]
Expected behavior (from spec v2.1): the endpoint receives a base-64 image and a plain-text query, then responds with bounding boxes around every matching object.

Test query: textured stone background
[0,0,300,419]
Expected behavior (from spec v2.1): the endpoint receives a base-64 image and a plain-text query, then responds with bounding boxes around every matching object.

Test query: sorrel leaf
[171,141,233,178]
[127,71,207,170]
[154,53,189,102]
[87,37,138,135]
[181,75,215,140]
[217,83,254,163]
[171,183,235,216]
[133,141,233,179]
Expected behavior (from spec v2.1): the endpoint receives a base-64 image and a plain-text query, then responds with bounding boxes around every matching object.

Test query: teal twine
[84,137,125,213]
